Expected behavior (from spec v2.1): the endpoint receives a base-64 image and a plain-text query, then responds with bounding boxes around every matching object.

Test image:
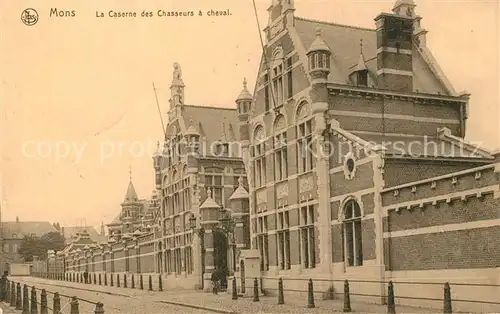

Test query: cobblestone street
[7,277,441,313]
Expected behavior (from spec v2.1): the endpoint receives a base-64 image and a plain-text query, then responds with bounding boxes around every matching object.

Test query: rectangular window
[299,205,316,269]
[264,74,270,112]
[286,57,293,99]
[272,65,284,106]
[297,120,314,173]
[277,211,291,270]
[205,175,223,206]
[182,178,190,212]
[253,142,266,188]
[274,132,288,182]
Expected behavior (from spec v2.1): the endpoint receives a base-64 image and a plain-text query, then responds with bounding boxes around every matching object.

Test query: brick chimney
[374,11,414,92]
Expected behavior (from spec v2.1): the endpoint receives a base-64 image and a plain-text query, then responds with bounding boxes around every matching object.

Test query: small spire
[243,78,248,89]
[238,176,244,187]
[207,187,212,199]
[156,141,160,150]
[129,165,132,182]
[316,27,322,37]
[360,39,364,55]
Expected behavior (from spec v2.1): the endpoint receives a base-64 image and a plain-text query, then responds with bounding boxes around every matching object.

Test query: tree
[17,232,66,262]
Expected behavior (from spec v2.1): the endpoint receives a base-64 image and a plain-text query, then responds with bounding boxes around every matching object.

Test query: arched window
[273,115,288,182]
[253,126,266,188]
[343,199,363,267]
[296,102,314,173]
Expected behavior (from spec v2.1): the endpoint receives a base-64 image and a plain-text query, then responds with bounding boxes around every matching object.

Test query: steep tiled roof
[123,181,139,203]
[181,105,240,157]
[1,221,57,239]
[294,17,450,95]
[61,226,104,243]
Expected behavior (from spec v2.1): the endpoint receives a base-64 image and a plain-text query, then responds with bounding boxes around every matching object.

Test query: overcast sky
[1,0,498,229]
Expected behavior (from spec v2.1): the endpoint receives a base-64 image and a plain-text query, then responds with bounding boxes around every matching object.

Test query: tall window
[125,250,130,272]
[165,249,172,274]
[272,65,284,105]
[343,199,363,267]
[299,205,316,269]
[257,216,269,271]
[264,74,270,112]
[286,57,293,99]
[274,131,288,182]
[297,119,314,173]
[253,136,266,188]
[205,175,223,206]
[277,211,291,270]
[182,177,190,212]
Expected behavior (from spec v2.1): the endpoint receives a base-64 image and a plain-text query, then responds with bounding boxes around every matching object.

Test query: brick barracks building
[53,0,499,312]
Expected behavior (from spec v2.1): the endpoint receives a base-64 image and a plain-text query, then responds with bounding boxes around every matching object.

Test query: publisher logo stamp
[21,8,38,26]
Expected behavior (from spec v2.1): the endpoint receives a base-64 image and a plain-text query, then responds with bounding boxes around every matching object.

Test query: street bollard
[10,281,16,307]
[104,274,108,286]
[277,278,284,305]
[70,296,79,314]
[16,283,22,310]
[253,277,259,302]
[30,286,38,314]
[94,273,97,285]
[5,280,10,302]
[387,281,396,314]
[158,275,163,291]
[232,278,238,300]
[343,280,351,313]
[307,279,315,308]
[443,282,452,314]
[131,274,135,289]
[76,274,79,283]
[41,289,48,314]
[99,274,102,285]
[22,284,29,314]
[110,274,114,287]
[117,274,120,287]
[148,275,153,291]
[140,275,144,290]
[94,302,105,314]
[53,292,61,314]
[124,274,127,288]
[89,274,92,285]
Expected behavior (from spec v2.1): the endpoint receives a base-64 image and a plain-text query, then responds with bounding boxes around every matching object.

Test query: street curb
[157,300,240,314]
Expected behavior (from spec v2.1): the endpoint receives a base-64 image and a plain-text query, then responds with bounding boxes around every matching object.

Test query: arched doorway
[213,229,228,290]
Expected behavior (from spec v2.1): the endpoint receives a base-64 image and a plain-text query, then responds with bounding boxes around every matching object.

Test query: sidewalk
[0,301,18,314]
[13,277,441,313]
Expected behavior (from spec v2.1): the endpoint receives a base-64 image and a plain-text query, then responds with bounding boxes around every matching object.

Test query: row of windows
[253,119,314,188]
[264,57,293,111]
[256,201,364,270]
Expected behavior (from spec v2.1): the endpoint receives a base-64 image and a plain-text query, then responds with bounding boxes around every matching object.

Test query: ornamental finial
[238,176,244,187]
[316,27,322,37]
[243,78,247,89]
[207,187,212,199]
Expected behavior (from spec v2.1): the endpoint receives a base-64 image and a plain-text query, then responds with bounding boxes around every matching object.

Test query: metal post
[307,279,315,308]
[16,283,22,310]
[53,292,61,314]
[140,275,144,290]
[70,296,79,314]
[277,278,284,305]
[93,273,97,285]
[30,286,38,314]
[148,275,152,291]
[158,275,162,291]
[110,273,114,286]
[22,284,29,314]
[116,274,120,287]
[41,289,48,314]
[232,277,238,300]
[10,281,16,307]
[104,274,108,286]
[94,302,104,314]
[124,274,127,288]
[343,280,351,312]
[99,274,102,285]
[387,281,396,314]
[443,282,452,314]
[253,277,259,302]
[131,274,135,289]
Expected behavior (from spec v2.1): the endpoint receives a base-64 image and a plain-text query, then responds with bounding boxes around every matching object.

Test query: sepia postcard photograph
[0,0,499,313]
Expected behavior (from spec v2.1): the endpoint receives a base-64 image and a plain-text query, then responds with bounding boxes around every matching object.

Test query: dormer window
[217,143,229,156]
[357,71,368,87]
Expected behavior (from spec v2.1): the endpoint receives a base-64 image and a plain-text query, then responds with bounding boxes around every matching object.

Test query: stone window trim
[343,152,358,180]
[337,195,365,222]
[340,198,364,268]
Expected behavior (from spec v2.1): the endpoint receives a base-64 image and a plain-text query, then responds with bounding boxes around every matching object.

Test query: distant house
[0,217,58,270]
[60,225,106,245]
